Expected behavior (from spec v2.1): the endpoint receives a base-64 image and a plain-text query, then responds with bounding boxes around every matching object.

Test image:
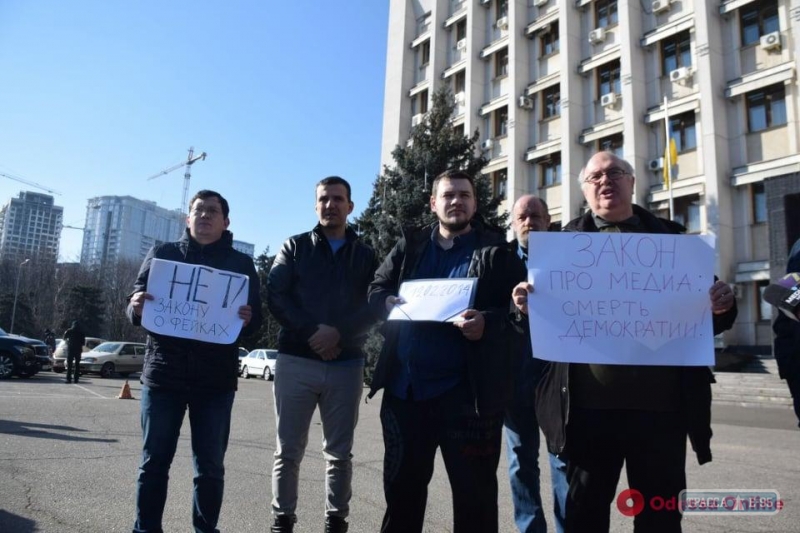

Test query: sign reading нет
[526,232,717,366]
[141,258,249,345]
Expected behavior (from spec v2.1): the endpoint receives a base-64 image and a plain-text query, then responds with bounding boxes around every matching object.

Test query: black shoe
[270,514,296,533]
[65,379,72,384]
[325,516,348,533]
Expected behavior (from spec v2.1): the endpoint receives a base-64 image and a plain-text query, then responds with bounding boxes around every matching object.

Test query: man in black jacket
[368,170,518,533]
[63,321,86,384]
[127,190,262,533]
[772,238,800,427]
[513,151,737,533]
[267,176,378,533]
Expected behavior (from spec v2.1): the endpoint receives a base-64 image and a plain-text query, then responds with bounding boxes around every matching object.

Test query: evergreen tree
[59,285,105,337]
[356,85,507,258]
[244,248,281,350]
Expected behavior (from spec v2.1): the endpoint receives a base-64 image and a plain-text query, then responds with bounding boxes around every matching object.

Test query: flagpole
[663,96,674,220]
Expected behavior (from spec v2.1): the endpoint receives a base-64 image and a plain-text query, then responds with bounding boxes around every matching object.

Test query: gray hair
[577,151,635,185]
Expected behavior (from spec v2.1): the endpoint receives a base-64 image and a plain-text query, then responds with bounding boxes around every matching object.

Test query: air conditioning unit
[518,95,533,109]
[455,91,466,104]
[648,157,664,171]
[456,39,467,50]
[651,0,671,14]
[760,31,781,51]
[496,16,509,30]
[481,138,494,151]
[669,66,692,83]
[534,0,548,7]
[588,27,606,45]
[411,114,424,127]
[600,92,617,107]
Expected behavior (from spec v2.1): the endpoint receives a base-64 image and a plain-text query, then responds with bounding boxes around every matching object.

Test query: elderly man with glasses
[514,151,738,533]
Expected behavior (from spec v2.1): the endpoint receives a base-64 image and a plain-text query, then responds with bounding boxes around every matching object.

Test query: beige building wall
[381,0,800,347]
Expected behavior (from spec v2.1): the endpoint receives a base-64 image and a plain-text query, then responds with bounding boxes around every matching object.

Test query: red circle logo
[617,488,645,517]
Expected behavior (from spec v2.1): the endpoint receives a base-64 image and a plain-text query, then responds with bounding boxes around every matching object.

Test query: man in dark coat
[772,238,800,427]
[63,321,85,384]
[513,151,737,533]
[127,190,262,533]
[368,170,519,533]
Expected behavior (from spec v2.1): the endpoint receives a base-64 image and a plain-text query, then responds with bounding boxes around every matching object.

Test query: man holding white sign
[367,170,519,533]
[513,152,737,533]
[127,190,262,533]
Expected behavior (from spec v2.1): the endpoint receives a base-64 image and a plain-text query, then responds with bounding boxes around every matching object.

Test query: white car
[79,341,146,378]
[240,349,277,380]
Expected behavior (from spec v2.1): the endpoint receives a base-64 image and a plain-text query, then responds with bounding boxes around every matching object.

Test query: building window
[669,112,697,152]
[757,280,773,321]
[540,153,562,187]
[542,85,560,119]
[456,19,467,42]
[412,89,429,116]
[741,0,779,46]
[497,0,508,19]
[673,194,702,233]
[494,106,508,137]
[662,31,691,75]
[495,48,509,78]
[492,169,507,199]
[597,60,621,97]
[752,182,767,223]
[420,40,430,67]
[746,84,786,132]
[454,123,465,137]
[540,24,559,56]
[454,70,466,94]
[598,133,623,157]
[595,0,618,28]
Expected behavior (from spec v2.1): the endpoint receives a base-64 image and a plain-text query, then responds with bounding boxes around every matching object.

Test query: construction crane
[0,172,61,195]
[146,147,207,213]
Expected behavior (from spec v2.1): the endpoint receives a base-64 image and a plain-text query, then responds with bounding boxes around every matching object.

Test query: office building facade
[0,191,63,262]
[381,0,800,346]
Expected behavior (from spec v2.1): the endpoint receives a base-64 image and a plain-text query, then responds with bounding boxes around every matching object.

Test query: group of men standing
[125,150,737,533]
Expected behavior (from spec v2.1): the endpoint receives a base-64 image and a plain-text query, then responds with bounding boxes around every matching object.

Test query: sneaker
[270,514,296,533]
[325,516,348,533]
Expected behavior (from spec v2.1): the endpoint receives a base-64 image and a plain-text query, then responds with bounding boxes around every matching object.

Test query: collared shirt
[388,227,477,401]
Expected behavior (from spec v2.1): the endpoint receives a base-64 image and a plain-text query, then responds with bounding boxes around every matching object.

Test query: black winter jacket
[127,230,262,392]
[773,239,800,380]
[267,225,378,361]
[534,205,738,465]
[367,219,520,415]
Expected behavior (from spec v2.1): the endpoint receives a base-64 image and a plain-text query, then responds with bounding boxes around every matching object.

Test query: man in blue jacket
[127,190,262,533]
[267,176,378,533]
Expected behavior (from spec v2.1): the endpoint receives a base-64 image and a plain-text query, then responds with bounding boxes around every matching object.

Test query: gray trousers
[271,353,364,518]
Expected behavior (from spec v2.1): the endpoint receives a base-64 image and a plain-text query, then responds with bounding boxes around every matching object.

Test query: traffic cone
[118,380,134,400]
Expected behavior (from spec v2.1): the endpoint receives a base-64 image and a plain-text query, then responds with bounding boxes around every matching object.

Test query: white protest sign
[387,278,477,322]
[527,232,717,366]
[142,258,249,345]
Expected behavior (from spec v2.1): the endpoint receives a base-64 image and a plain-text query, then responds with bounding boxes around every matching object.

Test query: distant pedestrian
[62,321,85,384]
[43,328,56,355]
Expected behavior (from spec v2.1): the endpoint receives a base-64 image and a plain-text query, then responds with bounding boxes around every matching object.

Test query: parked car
[16,337,52,372]
[52,337,106,373]
[238,346,248,359]
[79,342,146,378]
[0,327,39,379]
[240,349,277,380]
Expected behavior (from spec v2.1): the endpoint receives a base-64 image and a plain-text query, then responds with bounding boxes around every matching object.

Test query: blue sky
[0,1,390,261]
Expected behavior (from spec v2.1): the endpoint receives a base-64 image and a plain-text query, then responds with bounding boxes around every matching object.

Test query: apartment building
[381,0,800,346]
[0,191,63,263]
[80,196,185,267]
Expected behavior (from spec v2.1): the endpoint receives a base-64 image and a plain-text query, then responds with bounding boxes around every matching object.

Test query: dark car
[0,327,39,379]
[20,337,52,372]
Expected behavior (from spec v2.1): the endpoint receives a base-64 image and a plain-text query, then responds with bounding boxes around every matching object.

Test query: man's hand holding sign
[132,258,252,345]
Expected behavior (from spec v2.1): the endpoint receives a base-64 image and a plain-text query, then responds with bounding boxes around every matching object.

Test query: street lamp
[10,258,30,334]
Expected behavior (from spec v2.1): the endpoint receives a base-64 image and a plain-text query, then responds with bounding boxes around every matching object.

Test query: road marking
[73,383,107,398]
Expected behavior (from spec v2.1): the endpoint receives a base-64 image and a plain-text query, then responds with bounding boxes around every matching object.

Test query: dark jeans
[565,408,686,533]
[786,375,800,428]
[379,383,503,533]
[133,385,235,533]
[66,353,81,382]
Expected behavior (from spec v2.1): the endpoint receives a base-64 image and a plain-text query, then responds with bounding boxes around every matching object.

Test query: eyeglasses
[583,168,629,184]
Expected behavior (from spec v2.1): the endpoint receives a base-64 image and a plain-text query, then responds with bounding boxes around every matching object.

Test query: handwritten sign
[526,233,716,366]
[387,278,477,322]
[142,258,249,345]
